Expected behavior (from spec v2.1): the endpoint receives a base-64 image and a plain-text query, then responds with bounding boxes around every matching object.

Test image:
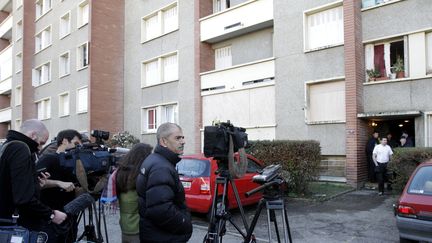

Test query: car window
[176,159,210,178]
[408,166,432,195]
[247,158,262,173]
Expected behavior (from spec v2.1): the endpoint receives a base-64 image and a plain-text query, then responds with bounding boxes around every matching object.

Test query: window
[59,52,70,77]
[215,46,232,70]
[142,103,178,132]
[59,92,70,117]
[427,32,432,75]
[32,62,51,86]
[307,80,345,123]
[15,86,22,106]
[176,159,211,178]
[35,26,52,52]
[59,12,71,38]
[305,5,344,50]
[16,20,23,41]
[0,47,12,80]
[77,87,88,113]
[365,38,406,81]
[36,0,52,20]
[77,42,89,70]
[142,52,178,87]
[362,0,399,8]
[36,98,51,120]
[78,0,89,28]
[15,119,21,130]
[141,3,178,42]
[407,166,432,195]
[15,53,22,73]
[213,0,230,13]
[16,0,23,9]
[246,158,262,173]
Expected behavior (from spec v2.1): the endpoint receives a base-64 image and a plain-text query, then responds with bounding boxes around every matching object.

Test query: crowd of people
[365,130,414,196]
[0,119,192,243]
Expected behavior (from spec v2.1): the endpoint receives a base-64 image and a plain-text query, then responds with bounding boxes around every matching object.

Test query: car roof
[180,153,264,165]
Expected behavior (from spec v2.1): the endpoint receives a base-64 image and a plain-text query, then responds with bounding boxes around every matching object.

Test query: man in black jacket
[365,131,379,182]
[0,119,67,242]
[136,123,192,242]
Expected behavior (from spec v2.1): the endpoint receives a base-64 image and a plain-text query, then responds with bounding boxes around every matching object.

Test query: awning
[357,110,422,120]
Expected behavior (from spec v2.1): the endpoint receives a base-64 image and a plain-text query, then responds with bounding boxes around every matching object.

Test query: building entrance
[368,118,415,147]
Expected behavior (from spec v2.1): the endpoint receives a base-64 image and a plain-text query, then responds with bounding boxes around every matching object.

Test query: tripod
[204,169,249,243]
[244,178,292,243]
[76,198,109,243]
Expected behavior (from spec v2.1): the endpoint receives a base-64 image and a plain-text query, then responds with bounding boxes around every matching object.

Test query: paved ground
[77,189,399,243]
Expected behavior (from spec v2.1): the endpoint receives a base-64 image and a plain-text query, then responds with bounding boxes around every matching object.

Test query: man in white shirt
[372,137,393,195]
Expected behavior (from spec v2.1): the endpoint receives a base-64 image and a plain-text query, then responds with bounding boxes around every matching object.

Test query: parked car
[176,154,264,217]
[394,161,432,242]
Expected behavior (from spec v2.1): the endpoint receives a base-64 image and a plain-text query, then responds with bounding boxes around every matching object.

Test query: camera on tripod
[204,120,248,159]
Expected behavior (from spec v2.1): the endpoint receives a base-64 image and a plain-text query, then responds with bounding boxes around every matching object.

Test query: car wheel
[399,237,418,243]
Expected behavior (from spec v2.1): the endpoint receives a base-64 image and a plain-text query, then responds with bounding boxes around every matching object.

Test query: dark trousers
[367,155,376,182]
[375,162,388,193]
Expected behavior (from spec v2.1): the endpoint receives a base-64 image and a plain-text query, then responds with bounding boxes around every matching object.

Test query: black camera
[91,130,110,145]
[203,120,248,158]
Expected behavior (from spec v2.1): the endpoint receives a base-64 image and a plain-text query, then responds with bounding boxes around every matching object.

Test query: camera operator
[37,129,82,210]
[0,119,67,243]
[136,123,192,243]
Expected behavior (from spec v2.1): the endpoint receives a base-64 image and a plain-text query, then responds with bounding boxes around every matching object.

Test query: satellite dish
[228,135,248,178]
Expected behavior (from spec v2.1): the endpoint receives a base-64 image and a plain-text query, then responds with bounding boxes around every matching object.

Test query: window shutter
[145,15,159,40]
[163,5,177,34]
[163,54,178,82]
[215,46,232,69]
[32,69,39,86]
[427,32,432,74]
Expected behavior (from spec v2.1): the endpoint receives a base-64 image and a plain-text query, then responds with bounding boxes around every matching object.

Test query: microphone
[63,193,95,215]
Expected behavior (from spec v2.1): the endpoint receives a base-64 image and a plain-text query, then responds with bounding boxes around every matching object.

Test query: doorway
[368,118,415,147]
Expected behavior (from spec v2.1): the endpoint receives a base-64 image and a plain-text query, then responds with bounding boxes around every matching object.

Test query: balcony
[200,0,273,43]
[0,14,12,40]
[0,45,12,94]
[0,106,11,123]
[200,58,275,94]
[0,0,12,12]
[0,77,11,94]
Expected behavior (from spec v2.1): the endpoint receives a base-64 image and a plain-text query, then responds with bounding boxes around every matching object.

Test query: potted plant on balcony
[393,56,405,79]
[366,68,381,82]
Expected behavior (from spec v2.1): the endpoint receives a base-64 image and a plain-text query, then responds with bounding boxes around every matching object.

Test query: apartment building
[9,0,124,140]
[9,0,432,186]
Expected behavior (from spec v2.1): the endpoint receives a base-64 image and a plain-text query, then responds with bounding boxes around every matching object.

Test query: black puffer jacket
[136,145,192,243]
[0,130,53,230]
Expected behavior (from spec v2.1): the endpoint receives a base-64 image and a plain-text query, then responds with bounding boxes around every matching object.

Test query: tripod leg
[270,210,281,243]
[282,206,292,243]
[266,208,272,243]
[101,202,109,243]
[205,177,224,243]
[244,199,265,243]
[229,177,249,230]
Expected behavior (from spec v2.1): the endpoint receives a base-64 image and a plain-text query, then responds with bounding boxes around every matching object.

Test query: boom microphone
[63,193,95,215]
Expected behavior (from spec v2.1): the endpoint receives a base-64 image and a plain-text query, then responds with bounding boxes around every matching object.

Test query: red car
[394,161,432,242]
[176,154,264,217]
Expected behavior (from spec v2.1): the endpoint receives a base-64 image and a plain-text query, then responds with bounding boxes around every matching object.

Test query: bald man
[0,119,67,243]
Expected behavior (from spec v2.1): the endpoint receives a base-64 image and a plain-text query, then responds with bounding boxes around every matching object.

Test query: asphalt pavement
[77,189,399,243]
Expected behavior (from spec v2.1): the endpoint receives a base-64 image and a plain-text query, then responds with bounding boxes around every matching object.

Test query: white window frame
[59,11,71,39]
[215,45,232,70]
[305,77,346,124]
[35,0,52,21]
[58,91,70,117]
[14,118,21,130]
[426,32,432,75]
[35,25,52,53]
[77,0,89,28]
[35,97,51,120]
[32,61,51,86]
[16,0,23,10]
[361,0,404,11]
[303,1,344,52]
[15,52,22,74]
[59,51,70,78]
[15,20,23,41]
[76,86,88,114]
[76,42,89,70]
[141,51,179,87]
[141,102,179,133]
[15,85,22,106]
[141,2,178,43]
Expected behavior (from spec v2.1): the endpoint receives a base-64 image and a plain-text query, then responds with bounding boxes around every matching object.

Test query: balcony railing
[200,0,273,43]
[0,106,11,123]
[0,14,12,40]
[200,58,275,95]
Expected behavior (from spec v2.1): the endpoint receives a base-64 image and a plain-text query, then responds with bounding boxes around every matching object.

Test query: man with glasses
[0,119,67,243]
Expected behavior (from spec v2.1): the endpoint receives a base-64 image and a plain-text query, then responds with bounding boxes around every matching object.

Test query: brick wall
[344,0,368,187]
[89,0,124,134]
[21,0,35,120]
